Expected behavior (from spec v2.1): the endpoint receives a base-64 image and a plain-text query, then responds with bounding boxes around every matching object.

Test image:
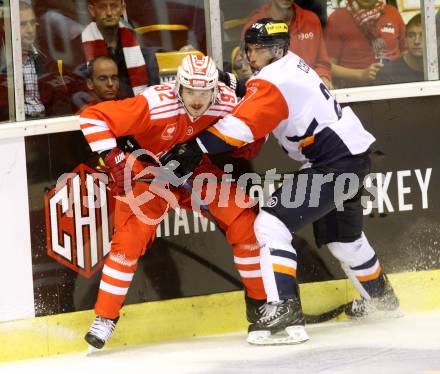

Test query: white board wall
[0,137,34,322]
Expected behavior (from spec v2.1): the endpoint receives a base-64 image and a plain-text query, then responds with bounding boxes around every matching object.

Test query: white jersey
[204,51,375,167]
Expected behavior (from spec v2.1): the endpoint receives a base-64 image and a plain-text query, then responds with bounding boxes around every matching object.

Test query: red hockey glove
[229,137,266,160]
[100,147,133,196]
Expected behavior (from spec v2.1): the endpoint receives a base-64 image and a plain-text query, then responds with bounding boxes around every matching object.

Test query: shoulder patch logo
[297,59,310,73]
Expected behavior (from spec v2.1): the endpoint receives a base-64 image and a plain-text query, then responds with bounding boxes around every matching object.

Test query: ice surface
[1,311,439,374]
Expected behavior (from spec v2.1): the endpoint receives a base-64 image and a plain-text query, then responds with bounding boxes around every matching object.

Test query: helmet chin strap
[268,45,286,64]
[268,56,279,65]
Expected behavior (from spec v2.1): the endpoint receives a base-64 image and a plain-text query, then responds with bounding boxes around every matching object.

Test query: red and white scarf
[347,0,386,39]
[81,21,148,95]
[347,0,387,60]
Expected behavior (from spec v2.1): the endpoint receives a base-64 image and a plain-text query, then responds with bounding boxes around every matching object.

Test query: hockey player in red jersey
[79,54,266,349]
[163,19,401,345]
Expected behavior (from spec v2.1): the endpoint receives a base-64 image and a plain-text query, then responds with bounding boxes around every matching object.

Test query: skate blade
[86,345,97,355]
[247,326,309,346]
[348,307,404,321]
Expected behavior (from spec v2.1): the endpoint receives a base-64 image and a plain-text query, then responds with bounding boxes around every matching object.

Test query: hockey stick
[145,156,227,233]
[177,181,349,323]
[179,180,227,235]
[134,173,292,184]
[161,239,242,288]
[180,180,209,215]
[163,237,349,323]
[136,177,350,323]
[304,303,349,324]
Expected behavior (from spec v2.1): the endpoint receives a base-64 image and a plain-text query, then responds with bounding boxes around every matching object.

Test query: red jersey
[79,82,237,156]
[326,5,406,68]
[242,3,332,81]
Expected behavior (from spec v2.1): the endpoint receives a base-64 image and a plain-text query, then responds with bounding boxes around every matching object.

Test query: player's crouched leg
[225,208,267,323]
[327,234,401,319]
[86,213,156,349]
[247,210,309,345]
[345,274,400,319]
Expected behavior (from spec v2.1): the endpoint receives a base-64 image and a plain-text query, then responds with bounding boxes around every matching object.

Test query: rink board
[1,269,439,363]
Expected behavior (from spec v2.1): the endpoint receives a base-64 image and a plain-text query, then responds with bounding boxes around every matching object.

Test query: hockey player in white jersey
[162,18,401,345]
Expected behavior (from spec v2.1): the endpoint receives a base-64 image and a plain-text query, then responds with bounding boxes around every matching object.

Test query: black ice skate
[345,279,401,319]
[245,294,267,323]
[247,299,309,345]
[85,315,119,349]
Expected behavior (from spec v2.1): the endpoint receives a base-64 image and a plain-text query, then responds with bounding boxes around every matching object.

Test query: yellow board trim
[223,18,247,30]
[1,270,440,363]
[135,24,188,35]
[155,50,204,74]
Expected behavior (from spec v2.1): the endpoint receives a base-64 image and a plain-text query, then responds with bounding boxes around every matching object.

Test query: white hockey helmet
[176,54,219,104]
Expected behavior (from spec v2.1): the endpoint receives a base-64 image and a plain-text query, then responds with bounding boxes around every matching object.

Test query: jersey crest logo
[186,126,194,136]
[161,123,178,140]
[44,163,115,278]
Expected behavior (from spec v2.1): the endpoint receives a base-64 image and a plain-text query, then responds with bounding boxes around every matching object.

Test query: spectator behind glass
[0,1,71,120]
[374,13,423,85]
[71,0,160,110]
[242,0,333,88]
[86,55,119,102]
[326,0,406,88]
[296,0,327,28]
[231,46,252,81]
